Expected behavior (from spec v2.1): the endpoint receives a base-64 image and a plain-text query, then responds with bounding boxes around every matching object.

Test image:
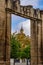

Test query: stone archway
[0,0,43,65]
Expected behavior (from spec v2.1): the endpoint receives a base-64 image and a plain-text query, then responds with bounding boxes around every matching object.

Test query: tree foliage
[10,28,31,59]
[10,35,21,59]
[20,44,30,59]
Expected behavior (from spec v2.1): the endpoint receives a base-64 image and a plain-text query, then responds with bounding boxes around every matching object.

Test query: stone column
[30,20,38,65]
[37,21,42,65]
[5,12,11,65]
[5,0,11,65]
[0,0,11,65]
[41,13,43,65]
[40,11,43,65]
[0,0,6,65]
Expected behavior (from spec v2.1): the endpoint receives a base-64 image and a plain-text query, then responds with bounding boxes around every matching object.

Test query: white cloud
[17,20,30,36]
[20,0,39,8]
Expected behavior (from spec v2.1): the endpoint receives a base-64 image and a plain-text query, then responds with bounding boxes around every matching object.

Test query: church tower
[20,26,24,33]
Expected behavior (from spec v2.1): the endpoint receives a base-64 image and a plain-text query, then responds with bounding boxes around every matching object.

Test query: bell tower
[20,26,24,34]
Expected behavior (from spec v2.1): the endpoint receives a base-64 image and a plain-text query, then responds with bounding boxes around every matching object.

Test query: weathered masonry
[0,0,43,65]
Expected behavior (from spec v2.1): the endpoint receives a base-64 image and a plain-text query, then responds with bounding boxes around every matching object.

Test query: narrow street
[10,59,30,65]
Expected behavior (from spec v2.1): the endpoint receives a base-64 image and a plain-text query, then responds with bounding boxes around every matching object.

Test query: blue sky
[11,0,43,36]
[20,0,43,9]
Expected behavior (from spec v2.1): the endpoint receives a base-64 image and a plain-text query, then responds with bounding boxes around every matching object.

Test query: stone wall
[0,0,6,62]
[0,0,11,65]
[0,0,43,65]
